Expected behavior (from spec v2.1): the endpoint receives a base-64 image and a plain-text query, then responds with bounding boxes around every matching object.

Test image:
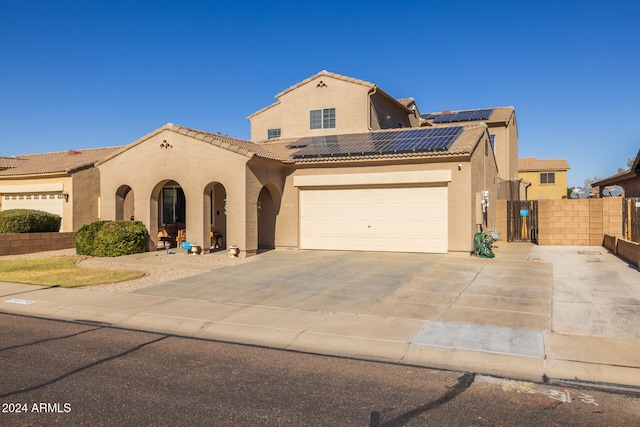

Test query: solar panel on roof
[432,109,493,123]
[290,127,463,159]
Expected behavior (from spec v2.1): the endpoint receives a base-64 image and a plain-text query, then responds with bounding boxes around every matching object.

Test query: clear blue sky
[2,0,638,187]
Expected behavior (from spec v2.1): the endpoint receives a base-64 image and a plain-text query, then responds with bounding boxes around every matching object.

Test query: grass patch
[0,257,145,288]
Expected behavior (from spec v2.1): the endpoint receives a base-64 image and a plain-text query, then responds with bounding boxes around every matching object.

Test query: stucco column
[225,190,249,258]
[185,185,207,253]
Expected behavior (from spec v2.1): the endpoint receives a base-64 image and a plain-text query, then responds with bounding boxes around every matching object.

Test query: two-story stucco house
[1,71,518,257]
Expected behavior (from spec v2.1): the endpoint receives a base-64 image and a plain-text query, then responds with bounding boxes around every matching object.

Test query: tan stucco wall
[369,92,412,130]
[469,136,499,239]
[488,116,518,182]
[72,167,102,229]
[519,170,568,199]
[249,75,412,141]
[245,157,289,254]
[250,75,373,141]
[0,175,73,232]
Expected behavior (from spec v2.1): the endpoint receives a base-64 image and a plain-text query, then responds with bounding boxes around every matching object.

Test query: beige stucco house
[0,148,119,231]
[1,71,516,257]
[93,121,498,256]
[518,157,570,199]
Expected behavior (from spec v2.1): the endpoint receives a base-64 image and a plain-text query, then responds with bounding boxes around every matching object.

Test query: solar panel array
[289,127,464,159]
[432,109,494,123]
[420,113,440,120]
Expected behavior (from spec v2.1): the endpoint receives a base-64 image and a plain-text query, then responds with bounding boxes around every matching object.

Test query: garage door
[2,194,64,230]
[300,186,448,253]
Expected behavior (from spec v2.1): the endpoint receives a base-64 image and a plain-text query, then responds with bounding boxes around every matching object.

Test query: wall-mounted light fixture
[160,139,173,149]
[62,192,69,202]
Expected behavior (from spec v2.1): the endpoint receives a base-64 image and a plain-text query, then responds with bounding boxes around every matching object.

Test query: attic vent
[67,150,82,156]
[316,80,327,88]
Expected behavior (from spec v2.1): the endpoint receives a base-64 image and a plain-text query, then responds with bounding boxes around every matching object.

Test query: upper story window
[267,128,281,139]
[540,172,555,184]
[310,108,336,129]
[489,134,496,153]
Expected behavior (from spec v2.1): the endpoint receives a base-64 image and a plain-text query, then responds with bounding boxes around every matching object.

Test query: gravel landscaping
[0,248,254,293]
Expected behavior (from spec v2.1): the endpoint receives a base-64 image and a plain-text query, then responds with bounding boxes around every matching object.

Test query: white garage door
[300,186,448,253]
[2,194,64,230]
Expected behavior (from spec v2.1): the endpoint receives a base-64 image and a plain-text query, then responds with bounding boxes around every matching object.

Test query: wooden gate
[507,200,538,243]
[623,198,640,243]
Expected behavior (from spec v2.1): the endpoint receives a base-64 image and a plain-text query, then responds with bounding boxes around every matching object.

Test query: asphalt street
[1,313,639,426]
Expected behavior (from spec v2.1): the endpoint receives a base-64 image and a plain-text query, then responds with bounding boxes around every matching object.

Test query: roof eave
[592,171,638,187]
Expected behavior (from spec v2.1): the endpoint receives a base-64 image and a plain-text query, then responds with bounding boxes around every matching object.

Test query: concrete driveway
[133,246,553,330]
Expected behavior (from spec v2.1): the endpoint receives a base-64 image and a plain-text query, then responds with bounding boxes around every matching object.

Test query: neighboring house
[0,147,120,231]
[518,157,570,199]
[592,150,640,197]
[2,71,514,256]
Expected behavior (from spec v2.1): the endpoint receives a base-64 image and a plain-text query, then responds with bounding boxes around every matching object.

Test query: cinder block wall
[603,197,623,237]
[0,232,76,256]
[538,199,623,245]
[616,238,640,268]
[538,200,588,245]
[495,198,623,246]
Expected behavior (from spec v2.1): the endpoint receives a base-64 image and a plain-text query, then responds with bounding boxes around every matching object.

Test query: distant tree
[627,156,636,169]
[583,177,601,189]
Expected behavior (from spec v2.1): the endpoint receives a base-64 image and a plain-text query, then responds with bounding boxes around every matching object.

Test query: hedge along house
[0,147,119,232]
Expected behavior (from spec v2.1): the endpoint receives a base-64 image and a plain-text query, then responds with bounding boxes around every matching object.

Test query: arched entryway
[257,185,277,250]
[151,180,186,249]
[204,182,227,251]
[115,185,134,220]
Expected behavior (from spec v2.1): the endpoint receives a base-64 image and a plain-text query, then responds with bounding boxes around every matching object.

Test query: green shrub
[75,220,148,257]
[0,209,62,233]
[74,220,109,255]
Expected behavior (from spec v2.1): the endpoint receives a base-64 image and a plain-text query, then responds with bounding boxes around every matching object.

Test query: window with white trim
[310,108,336,129]
[267,128,281,139]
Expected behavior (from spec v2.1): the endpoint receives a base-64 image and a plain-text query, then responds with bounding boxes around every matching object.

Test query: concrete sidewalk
[2,243,640,392]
